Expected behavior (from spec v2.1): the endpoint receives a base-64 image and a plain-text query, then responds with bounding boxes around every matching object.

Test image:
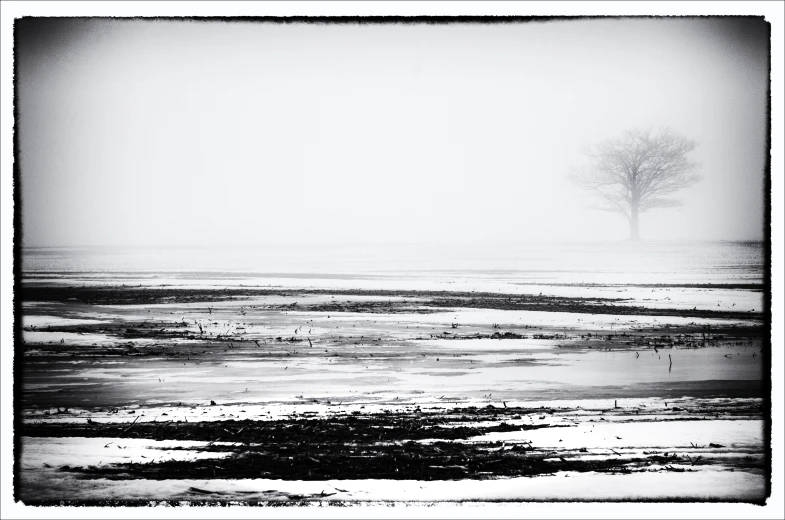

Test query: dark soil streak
[21,285,761,320]
[24,409,554,443]
[27,405,763,482]
[66,443,670,481]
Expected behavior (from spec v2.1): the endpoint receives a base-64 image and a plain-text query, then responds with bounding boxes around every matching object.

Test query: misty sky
[15,17,769,246]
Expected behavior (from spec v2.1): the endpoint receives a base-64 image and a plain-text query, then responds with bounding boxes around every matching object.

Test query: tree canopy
[570,127,700,240]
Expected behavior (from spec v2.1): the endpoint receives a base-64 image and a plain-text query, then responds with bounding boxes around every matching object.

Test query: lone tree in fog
[570,127,700,241]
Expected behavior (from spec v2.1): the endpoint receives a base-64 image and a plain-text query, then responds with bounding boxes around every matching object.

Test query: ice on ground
[18,464,766,503]
[21,437,231,472]
[470,419,763,450]
[23,315,109,328]
[325,308,759,330]
[22,331,161,347]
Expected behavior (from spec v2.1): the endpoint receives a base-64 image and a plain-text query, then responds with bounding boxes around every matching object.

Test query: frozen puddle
[422,338,560,351]
[469,419,763,450]
[386,308,758,330]
[21,437,231,470]
[23,315,109,328]
[22,330,161,347]
[18,467,765,503]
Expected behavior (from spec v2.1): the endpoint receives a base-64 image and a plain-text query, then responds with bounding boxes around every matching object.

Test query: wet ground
[16,279,768,504]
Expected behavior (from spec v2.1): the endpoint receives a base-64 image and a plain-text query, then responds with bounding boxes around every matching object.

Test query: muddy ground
[16,283,768,504]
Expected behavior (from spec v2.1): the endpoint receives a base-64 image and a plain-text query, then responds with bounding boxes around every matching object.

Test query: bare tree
[570,127,700,241]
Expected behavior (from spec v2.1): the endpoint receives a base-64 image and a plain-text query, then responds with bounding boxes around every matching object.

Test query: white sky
[16,17,769,246]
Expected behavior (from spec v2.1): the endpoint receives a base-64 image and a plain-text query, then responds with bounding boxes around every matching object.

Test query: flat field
[16,242,769,503]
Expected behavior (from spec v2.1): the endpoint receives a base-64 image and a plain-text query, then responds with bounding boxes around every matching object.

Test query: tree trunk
[629,203,641,241]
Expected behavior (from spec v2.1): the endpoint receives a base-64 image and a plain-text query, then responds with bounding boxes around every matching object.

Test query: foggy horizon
[19,237,768,250]
[15,17,770,247]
